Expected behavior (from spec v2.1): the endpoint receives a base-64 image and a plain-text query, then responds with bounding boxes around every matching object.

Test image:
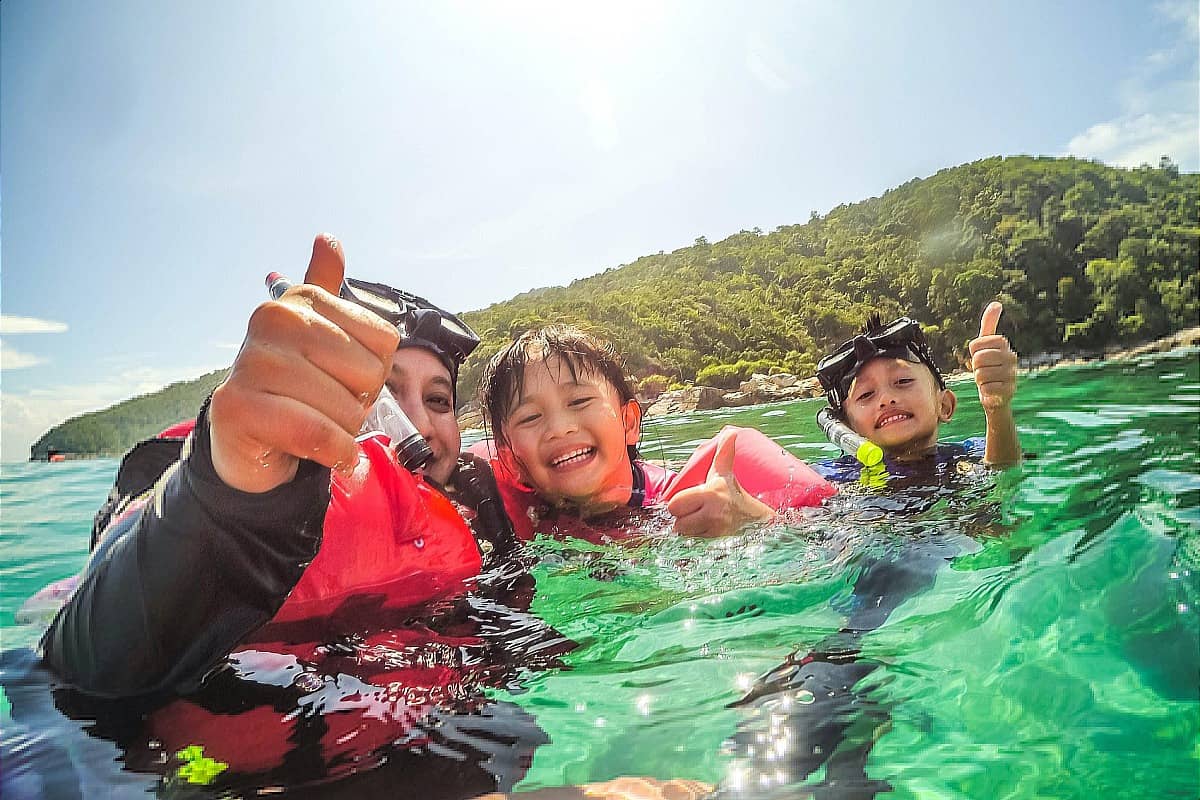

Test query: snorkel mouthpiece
[817,407,884,467]
[360,389,435,472]
[264,272,435,474]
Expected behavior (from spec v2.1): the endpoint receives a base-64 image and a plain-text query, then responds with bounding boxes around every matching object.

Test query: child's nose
[544,410,578,438]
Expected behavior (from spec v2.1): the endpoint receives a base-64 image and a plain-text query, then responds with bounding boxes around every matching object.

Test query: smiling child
[815,301,1021,475]
[479,325,783,539]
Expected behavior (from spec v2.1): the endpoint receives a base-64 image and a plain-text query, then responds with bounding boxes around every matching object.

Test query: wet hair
[480,325,639,453]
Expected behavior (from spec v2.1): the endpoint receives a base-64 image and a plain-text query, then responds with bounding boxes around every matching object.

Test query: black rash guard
[40,400,331,699]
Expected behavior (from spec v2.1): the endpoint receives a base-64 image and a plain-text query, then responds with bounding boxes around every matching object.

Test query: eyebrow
[387,368,454,390]
[508,378,597,414]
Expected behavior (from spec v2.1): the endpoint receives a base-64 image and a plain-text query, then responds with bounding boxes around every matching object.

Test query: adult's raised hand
[209,234,400,493]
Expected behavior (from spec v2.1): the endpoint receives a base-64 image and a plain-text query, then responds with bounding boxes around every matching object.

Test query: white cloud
[0,315,69,370]
[0,340,47,370]
[1155,0,1198,38]
[1064,3,1199,170]
[0,314,69,334]
[0,364,225,462]
[1067,112,1199,170]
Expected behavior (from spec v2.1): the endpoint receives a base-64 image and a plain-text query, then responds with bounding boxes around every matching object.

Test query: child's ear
[622,400,643,447]
[938,388,957,422]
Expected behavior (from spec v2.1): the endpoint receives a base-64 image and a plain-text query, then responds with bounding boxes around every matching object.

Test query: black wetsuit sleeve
[40,401,330,699]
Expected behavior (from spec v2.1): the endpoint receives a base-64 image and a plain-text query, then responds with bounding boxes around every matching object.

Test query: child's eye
[855,390,874,402]
[895,378,914,387]
[514,412,541,426]
[568,396,595,408]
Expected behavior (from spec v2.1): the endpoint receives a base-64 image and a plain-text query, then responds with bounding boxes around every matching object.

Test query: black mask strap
[627,461,647,508]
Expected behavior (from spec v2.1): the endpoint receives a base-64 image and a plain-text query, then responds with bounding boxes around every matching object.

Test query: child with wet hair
[815,301,1020,477]
[479,325,777,539]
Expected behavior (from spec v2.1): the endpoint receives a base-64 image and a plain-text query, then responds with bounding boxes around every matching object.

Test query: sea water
[1,352,1197,798]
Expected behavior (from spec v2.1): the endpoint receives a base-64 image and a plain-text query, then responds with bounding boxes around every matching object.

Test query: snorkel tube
[817,407,884,467]
[265,272,434,472]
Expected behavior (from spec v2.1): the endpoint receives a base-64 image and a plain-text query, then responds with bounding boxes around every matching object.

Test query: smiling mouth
[876,412,912,429]
[550,447,596,468]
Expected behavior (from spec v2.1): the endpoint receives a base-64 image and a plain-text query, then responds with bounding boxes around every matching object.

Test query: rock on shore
[644,374,824,418]
[458,327,1200,428]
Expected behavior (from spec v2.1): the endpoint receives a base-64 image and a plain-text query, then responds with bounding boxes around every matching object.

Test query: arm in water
[40,235,401,698]
[714,536,963,798]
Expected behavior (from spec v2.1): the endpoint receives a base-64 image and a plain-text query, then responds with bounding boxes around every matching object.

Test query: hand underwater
[472,776,713,800]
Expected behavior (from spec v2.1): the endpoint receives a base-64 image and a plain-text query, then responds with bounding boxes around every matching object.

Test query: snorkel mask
[816,317,945,414]
[339,278,480,389]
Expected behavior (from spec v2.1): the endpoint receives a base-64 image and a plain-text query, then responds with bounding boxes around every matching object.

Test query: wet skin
[842,357,956,460]
[384,348,461,485]
[501,356,640,516]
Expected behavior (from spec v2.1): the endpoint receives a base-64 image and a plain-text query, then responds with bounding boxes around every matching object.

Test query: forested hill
[457,155,1197,395]
[32,155,1198,459]
[30,369,229,460]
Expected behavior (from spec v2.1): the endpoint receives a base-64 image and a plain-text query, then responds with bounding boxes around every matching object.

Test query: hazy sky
[2,0,1197,461]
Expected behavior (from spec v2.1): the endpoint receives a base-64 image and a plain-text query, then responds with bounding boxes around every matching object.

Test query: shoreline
[459,326,1200,426]
[26,328,1200,460]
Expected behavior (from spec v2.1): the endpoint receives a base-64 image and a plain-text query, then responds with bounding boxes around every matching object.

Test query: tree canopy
[33,155,1197,458]
[457,155,1197,397]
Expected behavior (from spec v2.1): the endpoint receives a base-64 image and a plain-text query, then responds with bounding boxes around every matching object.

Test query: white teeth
[551,447,593,467]
[878,414,909,428]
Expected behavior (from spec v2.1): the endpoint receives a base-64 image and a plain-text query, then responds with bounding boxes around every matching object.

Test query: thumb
[707,430,737,480]
[303,233,346,295]
[978,301,1003,338]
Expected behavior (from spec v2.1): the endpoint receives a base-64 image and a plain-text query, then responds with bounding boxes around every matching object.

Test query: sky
[1,0,1197,462]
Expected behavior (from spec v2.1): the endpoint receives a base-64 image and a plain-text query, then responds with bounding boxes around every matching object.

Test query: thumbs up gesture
[968,301,1018,413]
[209,234,401,493]
[666,430,774,538]
[967,301,1022,465]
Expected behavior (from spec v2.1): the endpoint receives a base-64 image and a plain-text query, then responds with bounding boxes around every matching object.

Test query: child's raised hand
[968,302,1018,413]
[666,431,774,538]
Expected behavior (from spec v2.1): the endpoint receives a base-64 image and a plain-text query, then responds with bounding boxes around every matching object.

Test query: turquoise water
[2,352,1198,798]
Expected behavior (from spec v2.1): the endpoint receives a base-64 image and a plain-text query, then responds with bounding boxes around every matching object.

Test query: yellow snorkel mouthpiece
[817,408,884,467]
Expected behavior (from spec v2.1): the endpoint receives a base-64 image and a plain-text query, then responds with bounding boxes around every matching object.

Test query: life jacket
[131,432,550,792]
[266,433,481,624]
[662,425,837,510]
[89,419,198,549]
[482,425,836,542]
[28,423,492,627]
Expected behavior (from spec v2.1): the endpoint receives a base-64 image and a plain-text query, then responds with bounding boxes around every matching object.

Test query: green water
[2,352,1197,798]
[509,352,1200,797]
